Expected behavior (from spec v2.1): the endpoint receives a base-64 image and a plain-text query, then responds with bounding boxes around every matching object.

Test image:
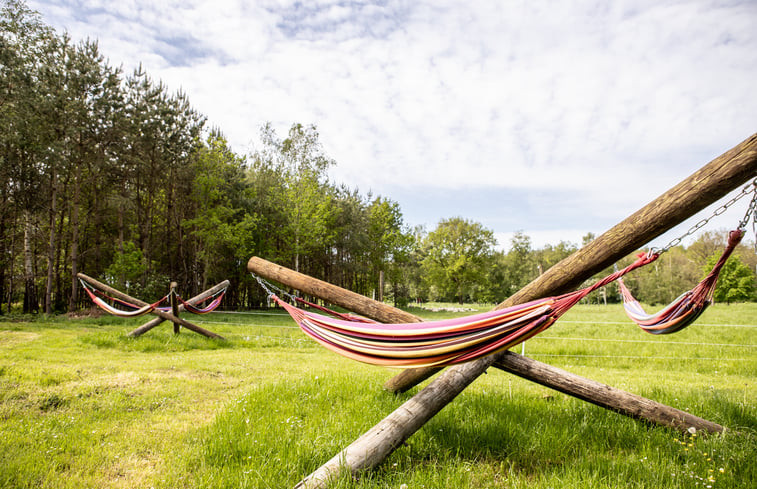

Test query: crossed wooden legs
[77,273,227,340]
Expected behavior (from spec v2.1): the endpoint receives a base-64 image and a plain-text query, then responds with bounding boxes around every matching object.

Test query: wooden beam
[128,280,230,337]
[289,133,757,488]
[492,352,723,433]
[77,273,226,340]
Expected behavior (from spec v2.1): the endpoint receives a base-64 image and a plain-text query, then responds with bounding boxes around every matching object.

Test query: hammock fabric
[80,280,171,317]
[177,289,227,314]
[80,279,227,317]
[293,296,376,323]
[618,229,744,335]
[269,253,658,368]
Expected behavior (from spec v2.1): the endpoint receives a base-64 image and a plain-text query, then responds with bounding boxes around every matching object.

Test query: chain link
[251,272,297,303]
[651,177,757,255]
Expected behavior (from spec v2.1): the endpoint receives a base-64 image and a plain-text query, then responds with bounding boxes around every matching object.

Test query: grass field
[0,303,754,488]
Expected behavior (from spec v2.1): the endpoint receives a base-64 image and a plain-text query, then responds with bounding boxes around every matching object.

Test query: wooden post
[286,133,757,488]
[77,273,226,340]
[492,351,723,433]
[128,280,230,337]
[170,282,180,334]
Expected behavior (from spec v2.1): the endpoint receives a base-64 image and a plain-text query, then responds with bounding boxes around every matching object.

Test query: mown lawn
[0,303,754,488]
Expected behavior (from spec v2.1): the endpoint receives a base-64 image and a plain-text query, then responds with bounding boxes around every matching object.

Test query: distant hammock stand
[254,181,756,368]
[77,273,229,339]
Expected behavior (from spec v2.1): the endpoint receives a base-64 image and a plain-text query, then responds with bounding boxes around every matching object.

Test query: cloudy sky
[28,0,757,250]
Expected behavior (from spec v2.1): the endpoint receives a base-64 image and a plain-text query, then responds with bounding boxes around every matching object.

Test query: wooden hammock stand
[77,273,228,340]
[248,133,757,489]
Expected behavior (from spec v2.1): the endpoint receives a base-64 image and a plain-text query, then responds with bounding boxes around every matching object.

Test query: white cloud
[27,0,757,247]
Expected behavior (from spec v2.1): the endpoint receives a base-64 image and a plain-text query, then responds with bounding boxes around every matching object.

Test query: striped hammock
[177,289,227,314]
[80,279,171,317]
[618,229,743,334]
[80,279,227,317]
[269,253,658,368]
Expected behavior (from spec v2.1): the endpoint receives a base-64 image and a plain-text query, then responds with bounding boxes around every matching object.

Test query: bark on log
[76,273,226,340]
[128,280,231,337]
[292,133,757,488]
[492,352,723,433]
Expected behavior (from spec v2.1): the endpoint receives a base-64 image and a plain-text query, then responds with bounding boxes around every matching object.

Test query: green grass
[0,303,754,488]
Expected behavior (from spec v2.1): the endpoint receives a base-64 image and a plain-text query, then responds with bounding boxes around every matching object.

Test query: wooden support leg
[170,281,180,334]
[128,280,230,337]
[77,273,226,340]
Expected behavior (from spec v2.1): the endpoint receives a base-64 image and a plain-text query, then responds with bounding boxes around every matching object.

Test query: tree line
[1,1,755,315]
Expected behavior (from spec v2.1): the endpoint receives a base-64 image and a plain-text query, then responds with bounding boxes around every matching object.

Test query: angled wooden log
[247,259,423,324]
[77,273,226,340]
[128,280,230,337]
[285,133,757,488]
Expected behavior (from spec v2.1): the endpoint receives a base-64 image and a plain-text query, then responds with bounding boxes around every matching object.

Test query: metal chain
[745,185,757,252]
[251,272,297,303]
[737,183,757,229]
[651,177,757,255]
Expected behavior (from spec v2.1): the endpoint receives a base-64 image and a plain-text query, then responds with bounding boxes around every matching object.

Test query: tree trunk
[69,164,81,312]
[22,210,38,314]
[0,212,5,314]
[44,173,58,314]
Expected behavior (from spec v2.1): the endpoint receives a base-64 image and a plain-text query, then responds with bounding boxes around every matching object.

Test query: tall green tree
[0,0,60,312]
[420,217,496,303]
[706,253,756,304]
[256,123,335,273]
[366,196,412,301]
[183,133,256,291]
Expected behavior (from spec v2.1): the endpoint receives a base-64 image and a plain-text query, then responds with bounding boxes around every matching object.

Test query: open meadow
[0,303,754,488]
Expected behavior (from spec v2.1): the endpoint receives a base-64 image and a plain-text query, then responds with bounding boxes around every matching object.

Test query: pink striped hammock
[266,230,743,368]
[618,229,743,335]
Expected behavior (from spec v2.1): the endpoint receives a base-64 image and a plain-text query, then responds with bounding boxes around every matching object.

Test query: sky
[27,0,757,251]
